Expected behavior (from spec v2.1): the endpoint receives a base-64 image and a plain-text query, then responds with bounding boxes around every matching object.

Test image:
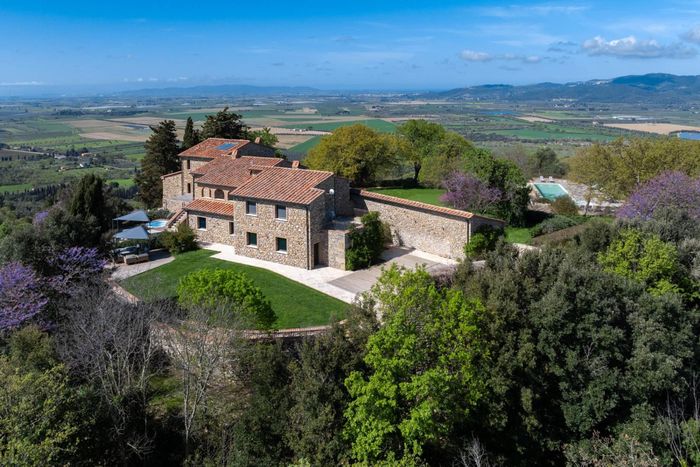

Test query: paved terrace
[205,243,456,304]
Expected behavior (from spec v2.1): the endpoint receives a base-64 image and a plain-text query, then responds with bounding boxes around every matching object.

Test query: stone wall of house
[182,158,208,198]
[326,228,349,270]
[469,215,506,237]
[231,200,312,269]
[162,172,183,211]
[314,176,353,218]
[309,197,328,267]
[187,212,233,245]
[354,195,503,260]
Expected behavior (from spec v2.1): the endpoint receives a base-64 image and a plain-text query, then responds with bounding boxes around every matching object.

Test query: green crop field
[288,135,323,154]
[108,178,135,187]
[121,249,348,329]
[282,119,396,133]
[0,183,32,194]
[488,127,616,142]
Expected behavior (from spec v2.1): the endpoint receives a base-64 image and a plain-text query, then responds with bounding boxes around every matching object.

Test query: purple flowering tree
[440,171,502,213]
[33,210,49,225]
[0,262,48,332]
[617,171,700,221]
[48,247,107,293]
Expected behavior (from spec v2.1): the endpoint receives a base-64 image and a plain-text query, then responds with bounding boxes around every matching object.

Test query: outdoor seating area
[111,210,153,264]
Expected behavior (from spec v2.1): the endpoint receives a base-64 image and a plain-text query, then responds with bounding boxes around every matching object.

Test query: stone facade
[326,228,350,270]
[231,199,316,269]
[187,212,233,245]
[162,172,186,213]
[354,193,506,260]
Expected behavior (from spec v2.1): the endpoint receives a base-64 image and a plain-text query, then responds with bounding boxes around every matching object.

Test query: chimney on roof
[292,160,300,169]
[254,137,261,144]
[231,149,240,158]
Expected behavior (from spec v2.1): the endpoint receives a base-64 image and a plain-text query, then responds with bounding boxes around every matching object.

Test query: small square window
[247,232,257,247]
[246,201,257,216]
[276,237,287,253]
[275,205,287,220]
[229,222,235,235]
[197,216,206,230]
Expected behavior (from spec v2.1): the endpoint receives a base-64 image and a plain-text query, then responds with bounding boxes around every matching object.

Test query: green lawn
[120,249,348,329]
[505,226,533,244]
[366,187,446,206]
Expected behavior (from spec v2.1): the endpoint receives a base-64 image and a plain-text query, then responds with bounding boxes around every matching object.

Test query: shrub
[550,196,579,216]
[177,269,276,329]
[346,212,386,271]
[160,222,198,254]
[531,215,578,236]
[464,225,503,260]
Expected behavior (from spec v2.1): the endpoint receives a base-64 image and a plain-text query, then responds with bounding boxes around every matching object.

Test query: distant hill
[116,84,323,98]
[431,73,700,104]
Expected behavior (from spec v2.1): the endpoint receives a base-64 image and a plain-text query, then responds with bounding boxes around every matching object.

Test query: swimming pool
[146,219,168,229]
[534,183,569,201]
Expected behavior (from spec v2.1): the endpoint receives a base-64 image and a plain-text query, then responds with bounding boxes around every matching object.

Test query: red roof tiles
[184,198,234,217]
[359,189,477,220]
[192,156,285,187]
[232,167,333,205]
[179,138,250,159]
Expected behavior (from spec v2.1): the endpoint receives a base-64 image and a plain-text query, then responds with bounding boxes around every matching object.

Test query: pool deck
[528,178,622,212]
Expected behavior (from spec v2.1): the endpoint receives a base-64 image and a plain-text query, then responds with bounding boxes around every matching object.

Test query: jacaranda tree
[0,262,48,332]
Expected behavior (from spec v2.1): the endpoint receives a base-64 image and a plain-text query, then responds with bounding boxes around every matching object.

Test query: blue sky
[3,0,700,91]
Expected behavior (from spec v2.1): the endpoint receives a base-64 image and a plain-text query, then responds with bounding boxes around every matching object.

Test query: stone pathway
[109,249,175,281]
[205,244,457,304]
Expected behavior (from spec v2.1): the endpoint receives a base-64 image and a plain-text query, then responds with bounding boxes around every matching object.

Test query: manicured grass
[282,119,397,133]
[366,187,446,206]
[288,135,323,154]
[505,226,533,244]
[120,249,347,329]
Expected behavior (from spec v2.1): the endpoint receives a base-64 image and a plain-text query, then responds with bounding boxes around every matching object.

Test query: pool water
[534,183,568,201]
[146,219,168,229]
[678,131,700,141]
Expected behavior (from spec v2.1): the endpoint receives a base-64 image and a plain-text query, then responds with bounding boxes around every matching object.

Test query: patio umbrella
[113,225,149,240]
[114,210,150,223]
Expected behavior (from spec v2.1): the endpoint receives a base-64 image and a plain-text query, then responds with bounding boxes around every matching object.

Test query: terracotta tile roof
[161,171,181,179]
[359,189,488,221]
[184,198,234,217]
[179,138,277,159]
[232,167,333,205]
[192,156,285,187]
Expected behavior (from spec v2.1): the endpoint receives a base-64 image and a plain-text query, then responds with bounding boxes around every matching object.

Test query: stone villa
[162,138,505,270]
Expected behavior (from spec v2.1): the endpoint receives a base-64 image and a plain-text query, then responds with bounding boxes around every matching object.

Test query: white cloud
[460,50,542,64]
[460,50,492,62]
[0,81,45,86]
[582,35,697,59]
[477,4,587,18]
[682,26,700,44]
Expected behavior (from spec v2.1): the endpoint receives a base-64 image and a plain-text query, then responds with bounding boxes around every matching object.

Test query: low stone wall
[326,228,349,270]
[353,191,505,260]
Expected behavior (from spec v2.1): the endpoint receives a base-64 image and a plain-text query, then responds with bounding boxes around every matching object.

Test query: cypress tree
[135,120,180,208]
[182,116,200,150]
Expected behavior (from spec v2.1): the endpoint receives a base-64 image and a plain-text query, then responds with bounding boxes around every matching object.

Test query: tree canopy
[305,124,400,186]
[136,119,180,208]
[200,107,248,140]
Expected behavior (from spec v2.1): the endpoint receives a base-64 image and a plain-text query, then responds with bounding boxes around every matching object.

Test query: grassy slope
[121,249,347,329]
